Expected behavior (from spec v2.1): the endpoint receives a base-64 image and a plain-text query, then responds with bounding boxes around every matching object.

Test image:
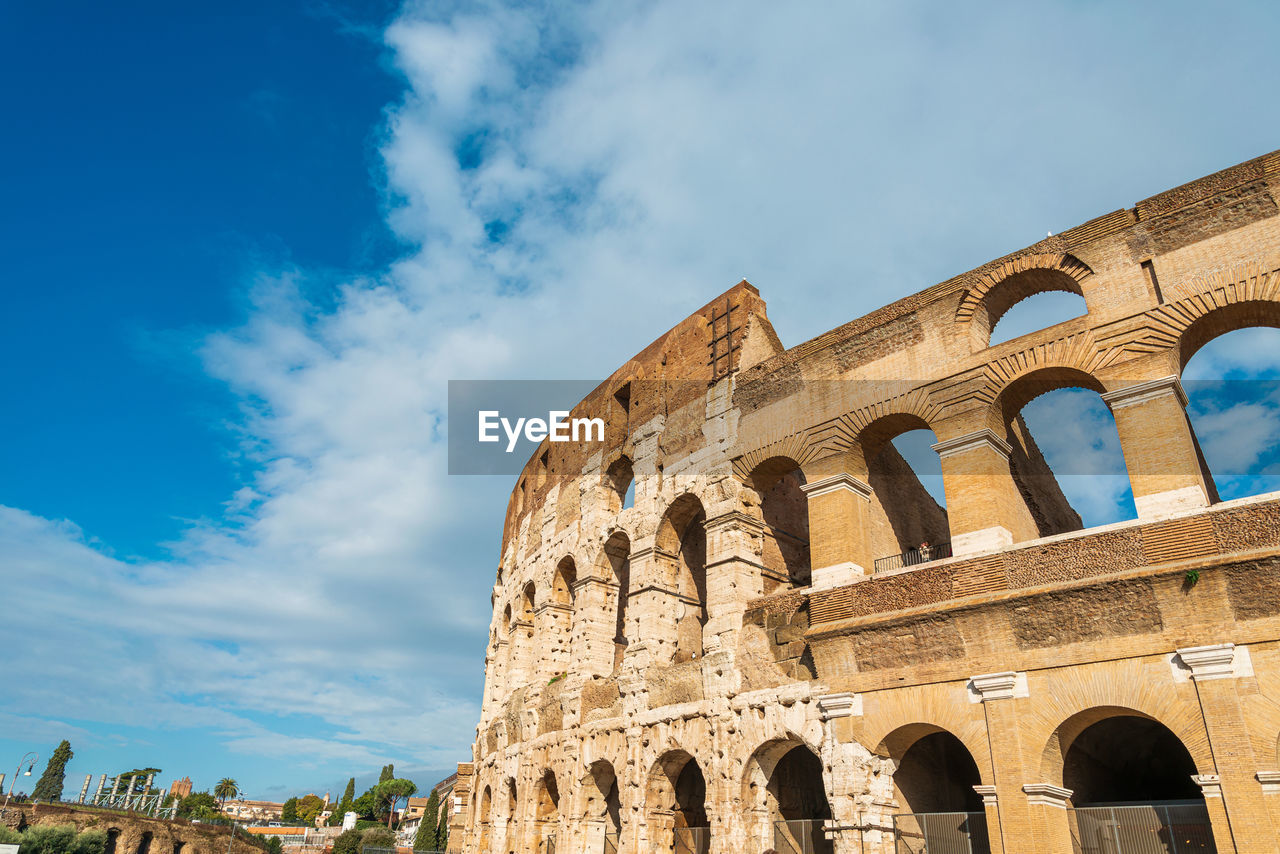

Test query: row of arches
[468,703,1213,854]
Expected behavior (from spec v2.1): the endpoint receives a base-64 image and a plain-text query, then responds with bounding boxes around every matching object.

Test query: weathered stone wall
[3,804,265,854]
[451,148,1280,854]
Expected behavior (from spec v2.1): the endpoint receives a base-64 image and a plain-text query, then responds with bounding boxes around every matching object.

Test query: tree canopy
[113,768,161,795]
[32,740,73,801]
[376,780,417,829]
[214,778,240,806]
[177,792,219,819]
[411,790,438,851]
[331,830,362,854]
[281,797,299,823]
[297,794,325,825]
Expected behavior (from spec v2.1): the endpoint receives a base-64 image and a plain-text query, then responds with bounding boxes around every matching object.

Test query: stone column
[934,430,1037,556]
[508,619,535,690]
[972,786,1004,854]
[626,546,683,667]
[800,472,874,588]
[702,510,766,654]
[536,601,574,681]
[1102,376,1215,519]
[1019,784,1075,852]
[572,576,620,678]
[1176,642,1277,852]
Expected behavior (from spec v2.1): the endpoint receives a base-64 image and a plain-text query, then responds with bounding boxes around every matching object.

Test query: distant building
[223,798,285,822]
[168,777,192,800]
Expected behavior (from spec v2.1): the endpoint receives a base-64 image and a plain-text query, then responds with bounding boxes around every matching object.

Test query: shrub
[359,827,395,852]
[332,829,362,854]
[68,829,107,854]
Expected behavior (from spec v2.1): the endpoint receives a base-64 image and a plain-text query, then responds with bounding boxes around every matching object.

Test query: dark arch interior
[753,460,811,590]
[1064,716,1202,805]
[895,731,983,813]
[106,829,120,854]
[136,832,153,854]
[536,770,559,822]
[768,746,833,854]
[673,760,708,829]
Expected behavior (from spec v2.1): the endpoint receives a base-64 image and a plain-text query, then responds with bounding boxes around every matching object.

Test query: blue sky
[2,0,1280,801]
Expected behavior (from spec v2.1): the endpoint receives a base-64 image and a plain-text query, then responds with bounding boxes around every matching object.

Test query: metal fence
[673,826,710,854]
[875,542,953,574]
[773,819,834,854]
[892,811,991,854]
[1070,803,1216,854]
[603,830,619,854]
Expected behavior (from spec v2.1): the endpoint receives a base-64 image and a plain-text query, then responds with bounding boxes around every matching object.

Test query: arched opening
[989,290,1089,346]
[1057,712,1215,851]
[106,829,120,854]
[966,260,1090,349]
[857,414,950,572]
[533,770,560,852]
[606,456,635,511]
[744,741,833,854]
[135,832,153,854]
[749,457,811,590]
[552,557,576,606]
[658,495,707,663]
[584,761,623,849]
[646,751,709,854]
[504,778,518,852]
[172,842,183,854]
[882,726,990,854]
[1181,310,1280,502]
[599,531,632,671]
[999,368,1138,533]
[477,785,492,854]
[520,582,535,623]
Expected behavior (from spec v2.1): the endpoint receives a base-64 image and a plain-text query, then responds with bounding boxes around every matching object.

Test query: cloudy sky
[3,0,1280,799]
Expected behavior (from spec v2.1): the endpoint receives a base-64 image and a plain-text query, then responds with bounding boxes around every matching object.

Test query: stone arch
[846,412,950,569]
[958,252,1093,347]
[551,556,576,606]
[741,737,832,853]
[657,493,708,662]
[645,749,711,853]
[875,722,988,813]
[136,831,153,854]
[581,760,623,844]
[991,365,1136,537]
[476,784,493,854]
[106,829,122,854]
[531,769,561,850]
[503,776,519,850]
[747,455,811,590]
[604,455,635,512]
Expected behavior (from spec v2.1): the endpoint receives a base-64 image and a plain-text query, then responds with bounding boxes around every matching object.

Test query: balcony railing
[1070,802,1216,853]
[892,811,991,854]
[875,541,953,574]
[774,819,834,854]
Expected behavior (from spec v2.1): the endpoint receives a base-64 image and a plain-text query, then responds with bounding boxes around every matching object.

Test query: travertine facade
[450,149,1280,853]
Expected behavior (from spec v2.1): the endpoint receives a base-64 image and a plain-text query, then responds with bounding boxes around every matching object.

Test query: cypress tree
[412,790,438,851]
[338,777,355,814]
[32,740,73,801]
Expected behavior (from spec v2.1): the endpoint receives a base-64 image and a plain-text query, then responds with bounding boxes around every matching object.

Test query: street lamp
[1,752,39,818]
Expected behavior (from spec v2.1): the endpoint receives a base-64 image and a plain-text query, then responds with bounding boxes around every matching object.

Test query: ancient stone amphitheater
[447,149,1280,854]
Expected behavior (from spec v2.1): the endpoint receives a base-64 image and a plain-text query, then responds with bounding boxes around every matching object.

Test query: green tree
[281,797,299,823]
[214,778,239,808]
[435,819,447,852]
[331,829,362,854]
[339,777,356,812]
[178,792,219,818]
[373,765,395,819]
[351,789,376,820]
[263,838,284,854]
[359,827,395,852]
[412,790,438,851]
[32,740,74,801]
[297,794,325,825]
[377,779,417,829]
[378,765,394,784]
[69,829,108,854]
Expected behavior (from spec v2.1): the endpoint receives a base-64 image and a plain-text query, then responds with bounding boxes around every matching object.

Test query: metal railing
[773,819,834,854]
[875,542,952,574]
[892,811,990,854]
[603,830,619,854]
[673,826,710,854]
[1070,802,1216,853]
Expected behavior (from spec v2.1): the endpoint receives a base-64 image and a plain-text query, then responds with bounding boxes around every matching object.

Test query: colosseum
[446,149,1280,854]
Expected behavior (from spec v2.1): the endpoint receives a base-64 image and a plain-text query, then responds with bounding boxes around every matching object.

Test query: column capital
[1176,643,1238,681]
[1257,771,1280,795]
[817,692,862,721]
[1192,774,1223,797]
[1101,375,1188,410]
[931,429,1012,460]
[800,472,872,500]
[968,671,1026,702]
[703,509,765,533]
[973,785,998,806]
[1022,783,1073,808]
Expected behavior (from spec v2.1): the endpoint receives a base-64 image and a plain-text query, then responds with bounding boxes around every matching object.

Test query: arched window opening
[989,291,1088,346]
[136,832,153,854]
[171,841,183,854]
[859,416,950,573]
[106,829,120,854]
[533,771,560,848]
[658,495,708,663]
[766,745,832,854]
[552,557,576,607]
[647,752,709,854]
[1062,714,1214,850]
[585,761,622,843]
[890,730,990,854]
[1183,325,1280,502]
[967,261,1089,350]
[1008,374,1138,530]
[749,457,811,591]
[601,532,632,670]
[477,785,493,854]
[606,456,635,511]
[520,583,535,624]
[505,779,518,847]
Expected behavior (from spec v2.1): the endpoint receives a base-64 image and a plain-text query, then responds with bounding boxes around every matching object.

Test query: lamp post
[1,752,39,819]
